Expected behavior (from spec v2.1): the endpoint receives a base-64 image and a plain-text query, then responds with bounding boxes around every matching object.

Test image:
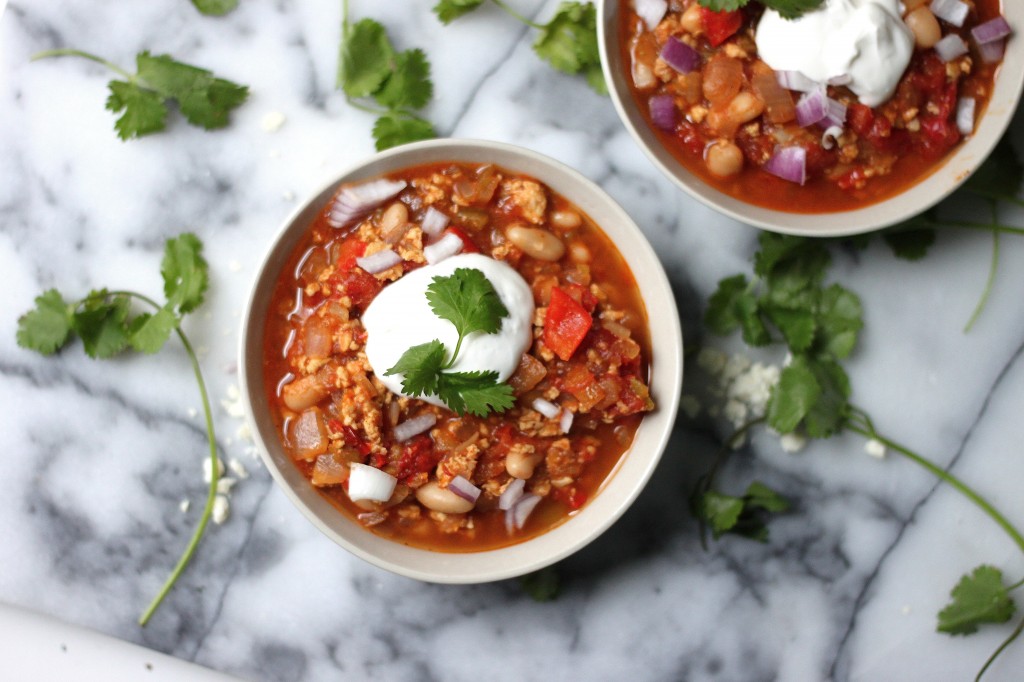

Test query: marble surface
[2,1,1024,680]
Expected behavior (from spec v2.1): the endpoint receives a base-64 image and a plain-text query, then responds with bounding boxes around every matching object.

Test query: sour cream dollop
[361,253,534,408]
[756,0,914,107]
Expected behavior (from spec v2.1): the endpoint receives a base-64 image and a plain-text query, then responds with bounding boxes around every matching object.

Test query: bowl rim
[597,0,1024,237]
[238,137,684,583]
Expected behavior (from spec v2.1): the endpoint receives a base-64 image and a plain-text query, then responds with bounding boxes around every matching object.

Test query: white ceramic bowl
[239,138,683,583]
[598,1,1024,236]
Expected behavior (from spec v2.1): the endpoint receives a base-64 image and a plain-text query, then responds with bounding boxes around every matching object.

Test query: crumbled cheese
[723,399,749,429]
[217,476,237,496]
[864,438,887,459]
[212,495,230,525]
[779,432,808,453]
[203,457,225,484]
[697,347,727,375]
[228,457,250,480]
[228,260,242,273]
[186,407,198,419]
[283,190,295,201]
[221,384,246,418]
[260,111,286,132]
[680,394,702,420]
[179,499,190,513]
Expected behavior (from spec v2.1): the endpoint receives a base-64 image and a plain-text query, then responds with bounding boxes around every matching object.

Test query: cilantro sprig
[384,268,515,417]
[191,0,239,16]
[695,226,1024,680]
[31,49,248,140]
[17,234,219,627]
[433,0,607,95]
[338,2,437,151]
[697,0,825,20]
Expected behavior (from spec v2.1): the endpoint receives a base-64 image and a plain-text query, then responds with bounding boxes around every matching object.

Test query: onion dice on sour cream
[361,253,535,408]
[756,0,914,107]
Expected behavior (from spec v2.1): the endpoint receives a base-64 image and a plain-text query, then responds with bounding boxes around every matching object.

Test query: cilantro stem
[963,204,1000,333]
[31,48,133,80]
[939,219,1024,236]
[846,420,1024,556]
[975,616,1024,682]
[490,0,545,29]
[84,290,219,626]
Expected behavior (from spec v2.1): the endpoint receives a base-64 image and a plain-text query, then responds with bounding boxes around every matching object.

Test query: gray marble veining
[2,1,1024,680]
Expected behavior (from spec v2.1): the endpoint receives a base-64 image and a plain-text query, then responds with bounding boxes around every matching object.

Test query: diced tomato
[848,103,874,136]
[544,286,594,361]
[336,237,367,271]
[920,115,961,158]
[442,226,481,254]
[341,424,372,458]
[394,434,440,483]
[676,120,706,157]
[334,268,382,309]
[552,485,588,510]
[561,282,598,313]
[700,8,743,47]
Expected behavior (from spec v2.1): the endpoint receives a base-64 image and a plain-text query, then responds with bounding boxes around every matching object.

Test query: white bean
[705,140,744,178]
[506,449,542,480]
[379,202,408,233]
[550,210,582,230]
[905,7,941,49]
[506,225,565,262]
[568,241,592,264]
[415,481,475,514]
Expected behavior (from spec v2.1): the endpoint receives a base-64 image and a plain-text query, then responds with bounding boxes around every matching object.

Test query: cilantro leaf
[372,114,437,151]
[427,268,510,339]
[433,0,485,25]
[135,52,248,131]
[767,355,820,434]
[938,565,1016,635]
[72,291,132,359]
[339,18,396,98]
[763,304,816,353]
[162,233,209,314]
[884,220,937,261]
[964,137,1023,203]
[437,371,515,417]
[700,491,745,539]
[385,340,447,397]
[704,274,749,336]
[375,49,433,111]
[17,289,75,355]
[699,481,789,542]
[191,0,238,16]
[744,481,791,513]
[534,2,604,95]
[106,81,169,140]
[699,0,824,20]
[814,284,862,360]
[129,307,178,354]
[801,356,850,438]
[696,0,747,11]
[519,566,561,602]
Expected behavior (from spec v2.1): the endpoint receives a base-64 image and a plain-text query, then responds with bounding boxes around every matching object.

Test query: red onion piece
[507,494,542,531]
[776,70,819,93]
[956,97,976,135]
[559,409,574,434]
[649,94,680,131]
[347,463,397,502]
[447,475,481,504]
[930,0,969,27]
[660,37,701,74]
[935,34,968,62]
[634,0,667,31]
[328,179,407,228]
[977,38,1006,64]
[499,478,526,511]
[423,231,464,264]
[972,16,1012,44]
[532,397,561,419]
[420,206,450,237]
[764,146,807,185]
[393,413,437,442]
[822,97,847,128]
[821,125,843,150]
[356,248,401,274]
[795,89,827,127]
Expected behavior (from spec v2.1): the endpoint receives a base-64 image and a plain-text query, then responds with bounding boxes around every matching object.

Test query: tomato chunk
[700,8,743,47]
[544,286,593,361]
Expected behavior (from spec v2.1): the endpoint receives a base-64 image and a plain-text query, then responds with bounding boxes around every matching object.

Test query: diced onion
[930,0,969,27]
[423,231,464,264]
[347,463,397,502]
[633,0,667,31]
[977,38,1006,64]
[649,94,679,131]
[559,409,574,434]
[420,206,450,237]
[764,146,807,185]
[393,413,437,442]
[934,34,968,62]
[505,493,543,532]
[328,179,407,228]
[660,37,701,74]
[499,478,526,511]
[956,97,976,136]
[971,16,1012,44]
[776,70,819,93]
[532,397,561,419]
[822,97,847,128]
[795,88,827,127]
[448,475,481,504]
[356,248,401,274]
[821,125,844,150]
